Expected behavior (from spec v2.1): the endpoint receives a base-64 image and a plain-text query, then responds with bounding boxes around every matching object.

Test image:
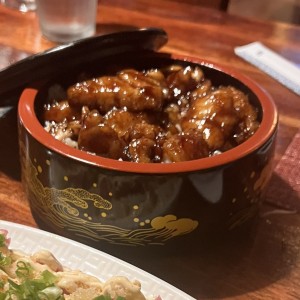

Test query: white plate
[0,220,195,300]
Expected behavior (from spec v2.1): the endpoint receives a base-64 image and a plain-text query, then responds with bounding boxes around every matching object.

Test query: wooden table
[0,1,300,299]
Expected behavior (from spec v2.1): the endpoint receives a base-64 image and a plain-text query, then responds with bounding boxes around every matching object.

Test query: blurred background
[228,0,300,24]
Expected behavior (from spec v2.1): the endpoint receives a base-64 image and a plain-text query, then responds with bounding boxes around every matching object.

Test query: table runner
[266,129,300,211]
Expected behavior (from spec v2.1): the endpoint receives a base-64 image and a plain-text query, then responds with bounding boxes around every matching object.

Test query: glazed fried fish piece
[165,65,204,99]
[44,100,81,123]
[162,131,210,162]
[78,124,126,159]
[181,86,259,151]
[67,69,166,113]
[78,108,162,162]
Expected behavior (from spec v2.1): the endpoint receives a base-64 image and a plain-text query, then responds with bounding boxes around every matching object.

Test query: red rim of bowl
[18,56,278,174]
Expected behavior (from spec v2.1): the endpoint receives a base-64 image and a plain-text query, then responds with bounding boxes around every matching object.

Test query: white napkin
[235,42,300,96]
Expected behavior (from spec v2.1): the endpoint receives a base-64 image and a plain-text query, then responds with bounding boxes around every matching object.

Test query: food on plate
[0,230,160,300]
[43,65,260,163]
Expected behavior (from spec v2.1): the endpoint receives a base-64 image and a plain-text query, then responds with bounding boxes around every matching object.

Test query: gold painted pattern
[20,142,199,246]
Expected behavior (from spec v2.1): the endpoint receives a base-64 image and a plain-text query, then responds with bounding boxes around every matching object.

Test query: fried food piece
[81,107,104,129]
[189,79,212,101]
[162,131,209,162]
[165,65,204,99]
[126,138,156,163]
[44,100,81,123]
[104,109,151,142]
[78,124,126,159]
[31,250,63,272]
[102,276,146,300]
[125,122,162,162]
[44,65,260,163]
[67,69,166,113]
[181,86,259,151]
[79,109,162,162]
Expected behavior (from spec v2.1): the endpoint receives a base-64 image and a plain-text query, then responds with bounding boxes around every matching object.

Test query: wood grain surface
[0,1,300,299]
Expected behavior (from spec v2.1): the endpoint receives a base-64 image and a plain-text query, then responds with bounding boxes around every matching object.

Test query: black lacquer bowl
[17,28,278,255]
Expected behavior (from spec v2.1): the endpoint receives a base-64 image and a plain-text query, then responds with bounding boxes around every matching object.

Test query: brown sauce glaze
[43,65,260,163]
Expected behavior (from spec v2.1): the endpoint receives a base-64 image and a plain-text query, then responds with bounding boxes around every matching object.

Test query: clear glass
[36,0,97,44]
[1,0,36,12]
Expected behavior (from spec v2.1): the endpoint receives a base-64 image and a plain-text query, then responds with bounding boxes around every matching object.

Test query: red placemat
[266,130,300,211]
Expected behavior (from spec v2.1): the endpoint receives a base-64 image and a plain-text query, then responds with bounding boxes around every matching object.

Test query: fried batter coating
[44,65,260,163]
[78,109,162,162]
[126,137,156,163]
[165,65,204,99]
[78,124,126,159]
[67,69,166,113]
[104,109,152,141]
[162,131,209,162]
[81,107,104,129]
[181,86,259,152]
[44,100,81,123]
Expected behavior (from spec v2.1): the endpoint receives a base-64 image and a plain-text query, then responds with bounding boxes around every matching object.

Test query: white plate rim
[0,220,195,300]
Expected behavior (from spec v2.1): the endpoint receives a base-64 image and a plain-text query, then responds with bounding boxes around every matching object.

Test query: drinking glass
[35,0,97,43]
[1,0,36,12]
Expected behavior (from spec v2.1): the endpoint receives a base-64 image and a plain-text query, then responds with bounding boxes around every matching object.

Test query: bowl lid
[0,28,168,98]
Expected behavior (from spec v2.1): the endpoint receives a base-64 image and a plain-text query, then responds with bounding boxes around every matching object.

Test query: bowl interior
[21,51,277,174]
